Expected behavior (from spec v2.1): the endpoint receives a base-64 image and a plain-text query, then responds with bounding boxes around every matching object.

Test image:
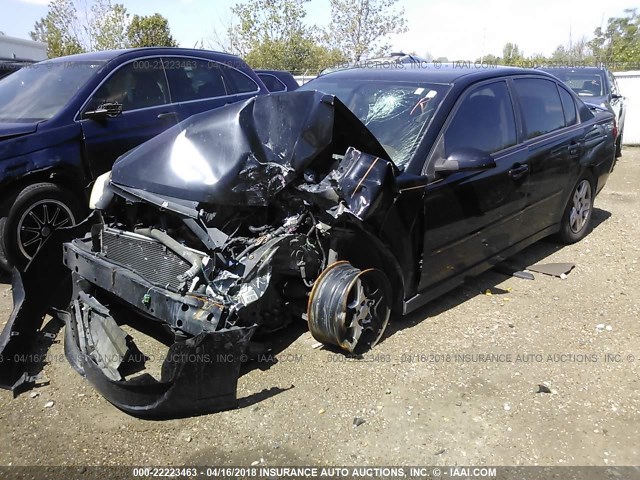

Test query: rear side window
[514,78,565,139]
[222,66,260,94]
[441,81,517,156]
[259,73,287,92]
[558,87,577,126]
[163,58,228,102]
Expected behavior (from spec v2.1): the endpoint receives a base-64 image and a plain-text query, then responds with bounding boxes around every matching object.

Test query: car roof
[539,66,607,74]
[41,47,241,64]
[313,64,554,84]
[256,69,292,75]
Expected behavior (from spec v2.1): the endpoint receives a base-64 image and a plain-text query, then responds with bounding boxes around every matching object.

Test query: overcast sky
[2,0,636,59]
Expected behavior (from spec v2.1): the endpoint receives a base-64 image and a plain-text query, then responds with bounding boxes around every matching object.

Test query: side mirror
[434,147,496,176]
[611,93,623,100]
[84,102,123,120]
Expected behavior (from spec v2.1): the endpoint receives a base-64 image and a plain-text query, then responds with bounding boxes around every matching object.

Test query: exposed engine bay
[0,91,423,417]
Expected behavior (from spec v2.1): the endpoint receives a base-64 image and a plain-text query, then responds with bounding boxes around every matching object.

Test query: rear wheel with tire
[557,173,595,244]
[0,183,84,271]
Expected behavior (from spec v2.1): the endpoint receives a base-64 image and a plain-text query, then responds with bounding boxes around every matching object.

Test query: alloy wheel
[17,199,75,260]
[569,179,592,234]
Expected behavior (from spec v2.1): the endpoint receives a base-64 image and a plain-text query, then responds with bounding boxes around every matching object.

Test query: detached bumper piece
[59,293,254,418]
[61,233,256,418]
[0,212,103,393]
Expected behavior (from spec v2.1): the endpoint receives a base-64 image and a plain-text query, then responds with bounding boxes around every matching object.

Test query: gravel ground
[0,148,638,468]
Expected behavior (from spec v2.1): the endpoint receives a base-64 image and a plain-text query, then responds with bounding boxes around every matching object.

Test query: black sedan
[0,65,616,417]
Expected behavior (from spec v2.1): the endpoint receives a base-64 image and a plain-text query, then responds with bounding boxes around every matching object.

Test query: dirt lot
[0,148,638,468]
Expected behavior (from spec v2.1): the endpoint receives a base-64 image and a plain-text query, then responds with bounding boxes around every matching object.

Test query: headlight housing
[89,170,112,209]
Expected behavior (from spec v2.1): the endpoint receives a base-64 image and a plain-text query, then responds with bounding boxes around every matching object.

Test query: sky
[1,0,637,60]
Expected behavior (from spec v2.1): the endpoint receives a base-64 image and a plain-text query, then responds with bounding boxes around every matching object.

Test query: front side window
[86,59,169,113]
[514,78,565,139]
[0,61,104,122]
[439,81,517,157]
[164,58,228,102]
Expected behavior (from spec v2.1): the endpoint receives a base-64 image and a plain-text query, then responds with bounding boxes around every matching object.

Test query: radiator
[100,229,193,290]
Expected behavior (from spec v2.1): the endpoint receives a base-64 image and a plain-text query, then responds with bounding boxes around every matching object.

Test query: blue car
[0,47,267,269]
[255,69,299,92]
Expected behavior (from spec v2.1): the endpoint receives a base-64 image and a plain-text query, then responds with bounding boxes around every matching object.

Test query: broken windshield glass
[299,79,450,167]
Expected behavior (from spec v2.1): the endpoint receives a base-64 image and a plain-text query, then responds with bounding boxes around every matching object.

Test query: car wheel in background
[615,132,623,158]
[1,183,84,271]
[557,172,595,244]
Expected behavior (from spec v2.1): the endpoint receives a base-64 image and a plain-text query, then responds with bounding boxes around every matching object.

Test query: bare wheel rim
[307,262,391,354]
[569,179,592,234]
[17,199,75,260]
[344,275,387,351]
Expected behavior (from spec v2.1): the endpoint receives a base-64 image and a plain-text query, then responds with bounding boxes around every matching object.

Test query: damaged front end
[0,91,408,417]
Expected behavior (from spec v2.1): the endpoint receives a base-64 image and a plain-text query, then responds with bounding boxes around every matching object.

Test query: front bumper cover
[0,213,257,418]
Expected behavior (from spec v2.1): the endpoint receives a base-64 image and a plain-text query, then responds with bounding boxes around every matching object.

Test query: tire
[0,218,11,273]
[0,183,85,271]
[556,173,595,244]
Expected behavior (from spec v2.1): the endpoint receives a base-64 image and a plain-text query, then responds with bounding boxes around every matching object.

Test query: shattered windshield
[300,78,450,167]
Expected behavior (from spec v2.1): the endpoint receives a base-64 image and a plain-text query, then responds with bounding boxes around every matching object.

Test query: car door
[511,78,582,237]
[79,57,179,179]
[418,80,529,292]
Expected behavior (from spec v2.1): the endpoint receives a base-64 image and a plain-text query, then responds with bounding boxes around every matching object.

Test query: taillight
[612,117,618,140]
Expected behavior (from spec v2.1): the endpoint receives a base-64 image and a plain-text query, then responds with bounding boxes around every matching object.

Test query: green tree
[549,36,592,64]
[528,52,548,67]
[127,14,178,48]
[89,0,130,50]
[590,8,640,67]
[477,53,500,64]
[550,44,569,63]
[227,0,308,57]
[327,0,407,61]
[222,0,342,74]
[502,42,523,65]
[245,35,345,74]
[30,0,85,58]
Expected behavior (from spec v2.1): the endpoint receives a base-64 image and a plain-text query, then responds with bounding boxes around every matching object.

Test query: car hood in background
[111,91,393,206]
[0,122,38,141]
[580,95,610,108]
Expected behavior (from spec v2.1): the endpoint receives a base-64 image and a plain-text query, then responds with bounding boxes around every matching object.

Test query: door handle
[508,164,529,180]
[568,141,580,158]
[157,112,178,120]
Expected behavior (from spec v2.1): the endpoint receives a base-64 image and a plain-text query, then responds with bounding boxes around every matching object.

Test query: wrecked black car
[0,66,616,417]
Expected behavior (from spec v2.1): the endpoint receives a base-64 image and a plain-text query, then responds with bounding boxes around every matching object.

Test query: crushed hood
[111,91,393,206]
